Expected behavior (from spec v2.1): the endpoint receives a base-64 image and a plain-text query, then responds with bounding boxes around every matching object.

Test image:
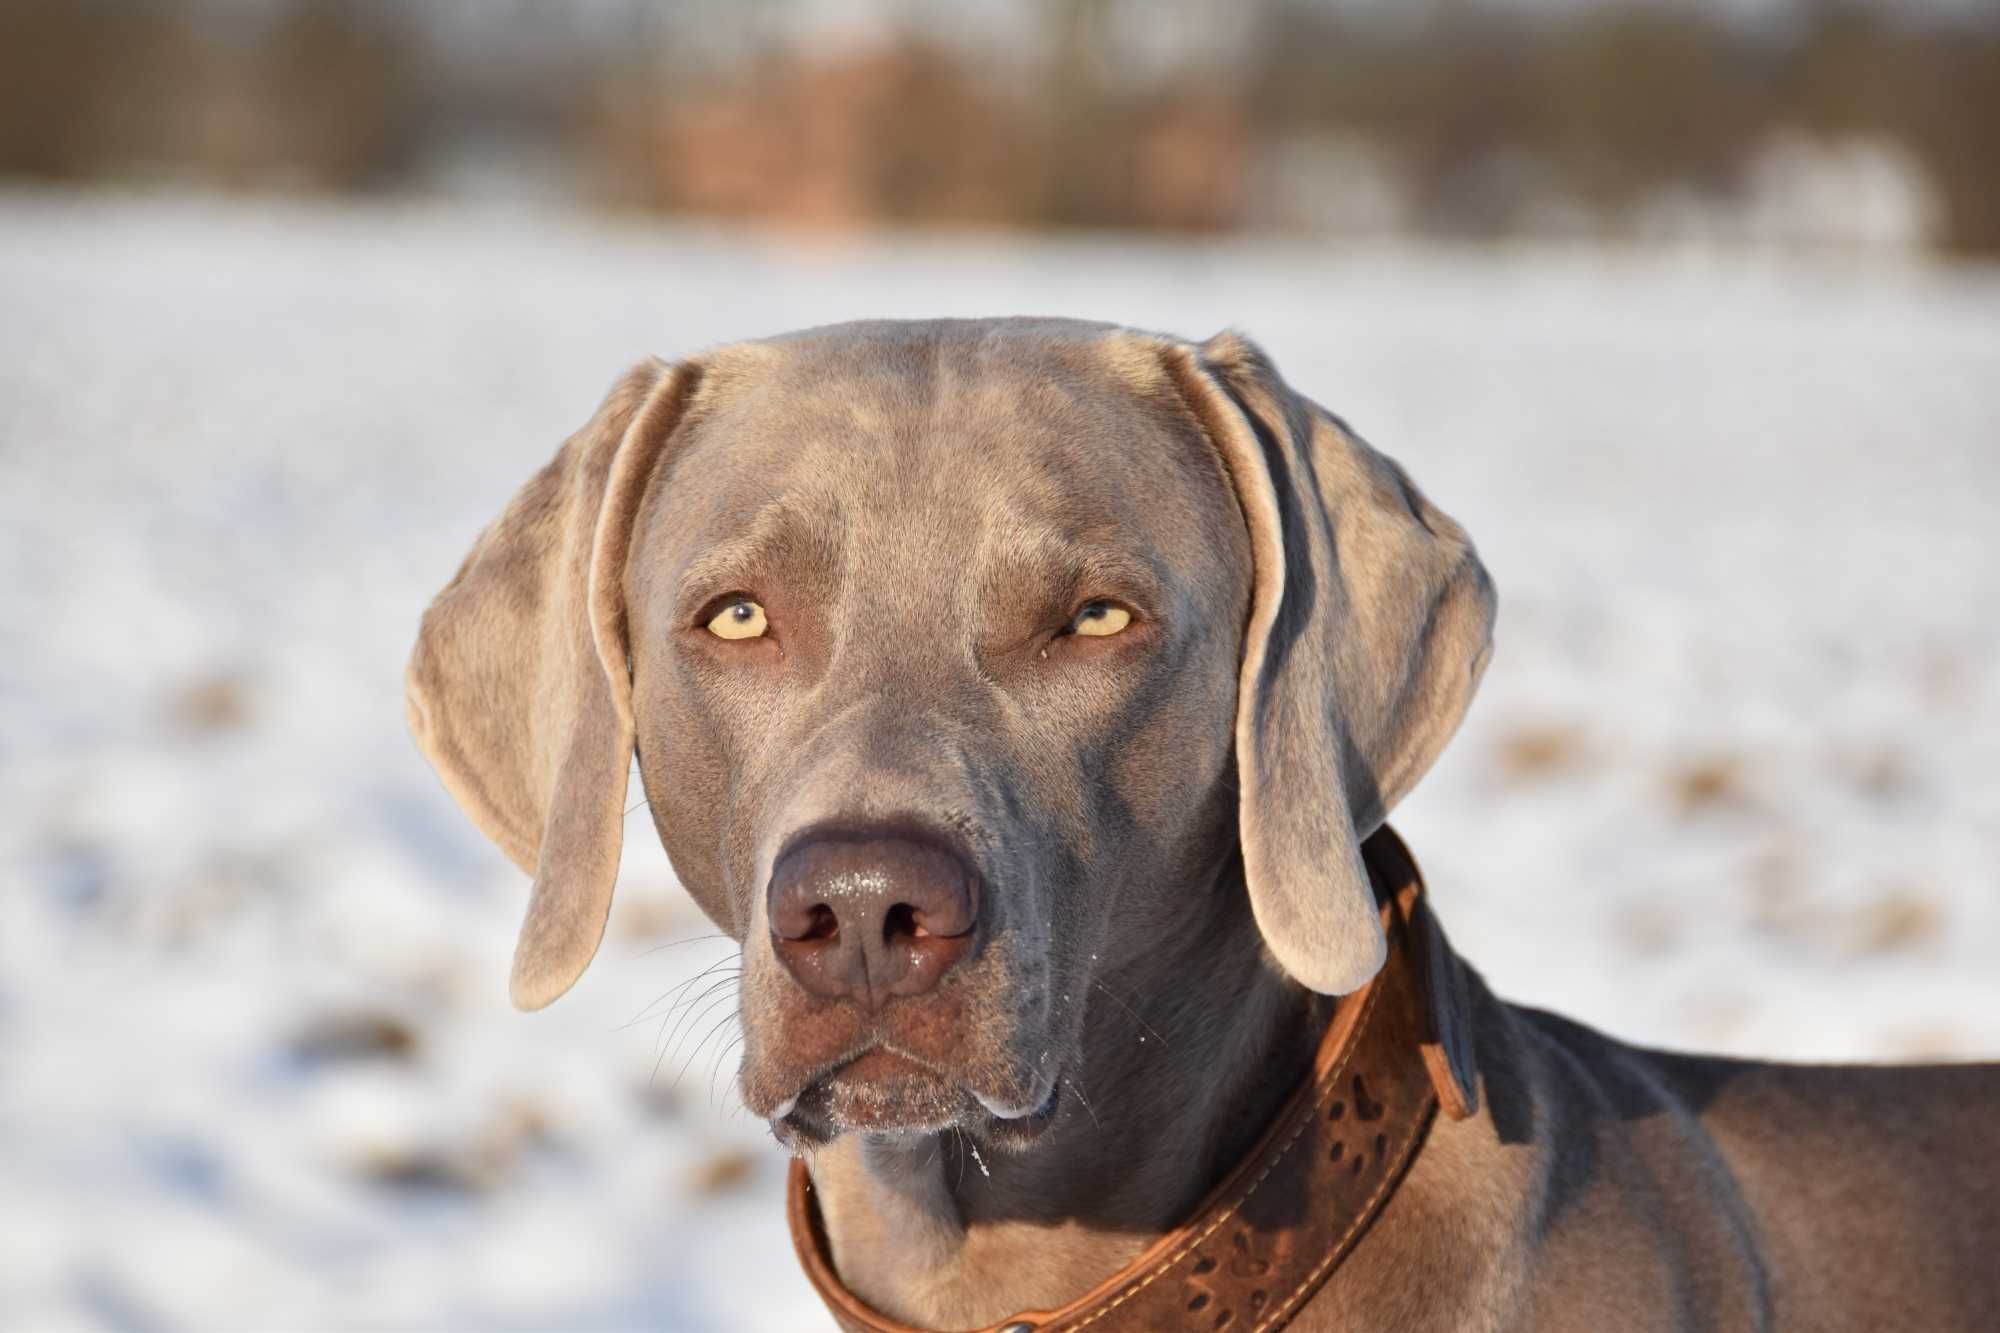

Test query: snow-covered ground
[3,188,1996,1332]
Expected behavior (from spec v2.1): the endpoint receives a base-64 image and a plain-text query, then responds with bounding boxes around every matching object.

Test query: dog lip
[762,1045,1063,1147]
[974,1077,1063,1149]
[973,1087,1047,1120]
[772,1046,963,1138]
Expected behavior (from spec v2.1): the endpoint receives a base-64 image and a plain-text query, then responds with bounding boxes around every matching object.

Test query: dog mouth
[768,1046,1062,1151]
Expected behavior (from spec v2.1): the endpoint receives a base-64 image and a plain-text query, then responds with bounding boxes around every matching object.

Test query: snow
[3,186,1997,1331]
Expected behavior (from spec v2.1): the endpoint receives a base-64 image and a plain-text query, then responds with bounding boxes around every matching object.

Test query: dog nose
[766,832,980,1010]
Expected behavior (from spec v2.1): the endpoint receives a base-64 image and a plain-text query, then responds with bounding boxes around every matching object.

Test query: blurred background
[6,0,2000,250]
[2,1,1996,1329]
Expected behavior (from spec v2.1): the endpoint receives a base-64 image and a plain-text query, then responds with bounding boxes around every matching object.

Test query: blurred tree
[2,0,1994,254]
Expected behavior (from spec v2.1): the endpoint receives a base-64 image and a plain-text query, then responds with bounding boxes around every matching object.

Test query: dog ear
[1158,331,1495,995]
[406,358,703,1010]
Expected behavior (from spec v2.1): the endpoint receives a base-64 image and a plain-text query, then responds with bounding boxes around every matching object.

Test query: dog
[407,318,2000,1331]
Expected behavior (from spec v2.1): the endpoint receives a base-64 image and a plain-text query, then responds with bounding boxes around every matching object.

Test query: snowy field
[3,187,1997,1332]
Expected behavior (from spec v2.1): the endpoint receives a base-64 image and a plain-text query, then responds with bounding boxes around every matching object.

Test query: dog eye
[706,598,768,640]
[1069,601,1132,638]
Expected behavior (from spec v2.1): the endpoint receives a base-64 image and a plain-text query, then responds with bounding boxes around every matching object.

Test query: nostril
[882,902,941,943]
[802,904,839,942]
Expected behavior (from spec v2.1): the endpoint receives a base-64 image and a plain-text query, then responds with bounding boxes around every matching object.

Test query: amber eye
[706,598,768,640]
[1069,601,1132,638]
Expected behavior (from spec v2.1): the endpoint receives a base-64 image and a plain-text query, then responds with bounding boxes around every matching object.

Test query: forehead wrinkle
[926,374,1197,608]
[1066,544,1167,602]
[978,523,1168,605]
[674,487,844,610]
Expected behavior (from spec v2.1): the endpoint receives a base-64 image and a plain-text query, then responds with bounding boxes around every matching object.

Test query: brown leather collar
[787,826,1480,1333]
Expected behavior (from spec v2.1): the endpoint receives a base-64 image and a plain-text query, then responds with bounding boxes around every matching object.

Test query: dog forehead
[673,319,1209,528]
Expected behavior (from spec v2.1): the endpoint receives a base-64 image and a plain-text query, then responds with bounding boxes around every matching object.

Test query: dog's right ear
[406,358,703,1011]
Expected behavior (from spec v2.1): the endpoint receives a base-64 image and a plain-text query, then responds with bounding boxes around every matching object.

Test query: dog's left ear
[1157,331,1496,995]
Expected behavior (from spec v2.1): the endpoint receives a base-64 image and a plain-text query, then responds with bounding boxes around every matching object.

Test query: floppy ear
[405,358,703,1010]
[1158,331,1495,995]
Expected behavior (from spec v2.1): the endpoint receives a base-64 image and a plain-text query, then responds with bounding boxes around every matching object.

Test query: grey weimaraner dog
[408,318,2000,1331]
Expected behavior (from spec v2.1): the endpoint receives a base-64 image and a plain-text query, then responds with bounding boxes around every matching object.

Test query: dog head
[407,318,1493,1148]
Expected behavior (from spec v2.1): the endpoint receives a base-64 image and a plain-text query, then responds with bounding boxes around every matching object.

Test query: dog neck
[800,858,1333,1329]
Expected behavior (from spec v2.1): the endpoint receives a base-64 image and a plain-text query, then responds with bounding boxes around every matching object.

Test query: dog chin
[769,1048,1062,1151]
